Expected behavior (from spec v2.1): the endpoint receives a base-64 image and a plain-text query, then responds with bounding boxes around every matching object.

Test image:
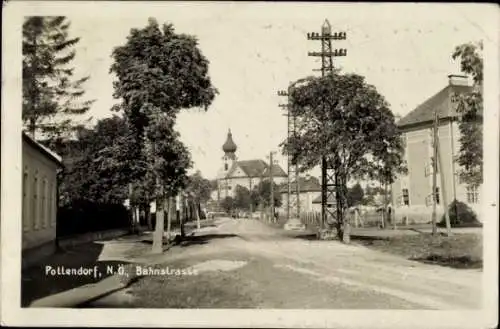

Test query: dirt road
[88,217,482,309]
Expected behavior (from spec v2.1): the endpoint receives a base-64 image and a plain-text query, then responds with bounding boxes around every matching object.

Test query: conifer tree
[22,16,94,140]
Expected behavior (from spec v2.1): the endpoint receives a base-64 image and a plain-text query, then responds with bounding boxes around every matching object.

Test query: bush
[57,200,131,237]
[438,199,482,228]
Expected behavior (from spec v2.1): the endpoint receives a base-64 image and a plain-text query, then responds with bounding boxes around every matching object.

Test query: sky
[55,2,492,180]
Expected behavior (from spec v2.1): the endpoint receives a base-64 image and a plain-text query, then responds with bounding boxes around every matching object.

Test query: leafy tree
[109,18,217,248]
[185,171,213,205]
[109,17,217,193]
[281,72,406,238]
[110,18,218,139]
[22,16,94,140]
[251,180,282,209]
[145,111,192,195]
[452,41,483,187]
[58,115,138,205]
[346,183,364,208]
[220,196,235,214]
[209,179,219,191]
[234,185,252,210]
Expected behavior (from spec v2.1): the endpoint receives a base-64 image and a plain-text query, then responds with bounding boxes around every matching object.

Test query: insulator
[333,32,338,39]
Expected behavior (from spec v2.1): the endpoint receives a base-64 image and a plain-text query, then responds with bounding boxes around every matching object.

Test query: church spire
[222,128,237,159]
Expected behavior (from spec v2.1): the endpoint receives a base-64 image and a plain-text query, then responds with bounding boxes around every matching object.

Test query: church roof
[232,159,268,177]
[225,159,287,179]
[262,164,288,177]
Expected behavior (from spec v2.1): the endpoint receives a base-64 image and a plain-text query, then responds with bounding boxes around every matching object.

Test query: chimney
[448,74,469,86]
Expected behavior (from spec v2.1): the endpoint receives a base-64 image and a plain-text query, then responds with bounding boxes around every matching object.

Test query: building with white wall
[391,74,481,223]
[278,175,322,214]
[215,129,288,200]
[22,133,63,267]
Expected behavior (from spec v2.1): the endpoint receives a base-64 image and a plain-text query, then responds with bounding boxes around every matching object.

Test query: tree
[110,18,218,251]
[234,185,252,211]
[251,180,282,209]
[186,171,212,204]
[110,18,218,138]
[281,72,406,239]
[452,41,483,187]
[220,196,235,214]
[58,115,140,205]
[22,16,94,140]
[346,183,364,208]
[185,171,213,228]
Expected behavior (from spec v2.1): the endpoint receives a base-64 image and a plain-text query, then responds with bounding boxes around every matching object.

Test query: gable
[227,164,247,178]
[22,133,63,167]
[398,84,472,130]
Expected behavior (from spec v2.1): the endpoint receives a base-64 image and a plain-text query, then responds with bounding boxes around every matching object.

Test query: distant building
[22,133,63,268]
[215,129,288,200]
[391,74,481,223]
[278,175,322,213]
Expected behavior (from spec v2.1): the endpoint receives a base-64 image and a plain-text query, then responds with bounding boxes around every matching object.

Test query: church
[214,129,288,201]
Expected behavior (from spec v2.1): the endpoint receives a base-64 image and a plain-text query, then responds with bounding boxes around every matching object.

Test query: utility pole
[269,151,275,222]
[436,116,452,236]
[431,109,439,235]
[307,20,347,231]
[278,82,304,221]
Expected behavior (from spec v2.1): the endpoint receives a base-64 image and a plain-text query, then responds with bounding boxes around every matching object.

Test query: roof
[397,84,472,129]
[262,164,288,177]
[279,176,321,193]
[231,159,268,177]
[22,132,63,166]
[225,159,287,179]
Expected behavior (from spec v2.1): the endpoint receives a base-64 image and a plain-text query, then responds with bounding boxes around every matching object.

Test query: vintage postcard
[1,1,498,328]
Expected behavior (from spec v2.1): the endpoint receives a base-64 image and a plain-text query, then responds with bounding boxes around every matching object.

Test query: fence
[298,210,393,228]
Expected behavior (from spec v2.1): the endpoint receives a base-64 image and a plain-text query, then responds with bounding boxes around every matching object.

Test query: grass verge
[353,232,482,269]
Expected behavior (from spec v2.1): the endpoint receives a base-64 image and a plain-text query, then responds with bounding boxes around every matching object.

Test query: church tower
[222,128,237,172]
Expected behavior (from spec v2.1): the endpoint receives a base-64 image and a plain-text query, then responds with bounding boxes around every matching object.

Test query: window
[402,189,410,206]
[47,181,52,227]
[224,163,228,171]
[23,170,29,231]
[466,185,479,204]
[33,172,39,229]
[51,183,57,225]
[41,179,47,228]
[434,187,440,205]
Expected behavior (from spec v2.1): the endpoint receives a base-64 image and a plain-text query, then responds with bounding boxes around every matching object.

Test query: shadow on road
[178,233,239,247]
[291,233,318,241]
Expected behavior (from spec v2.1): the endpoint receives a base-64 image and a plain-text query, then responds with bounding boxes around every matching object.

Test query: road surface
[88,217,482,309]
